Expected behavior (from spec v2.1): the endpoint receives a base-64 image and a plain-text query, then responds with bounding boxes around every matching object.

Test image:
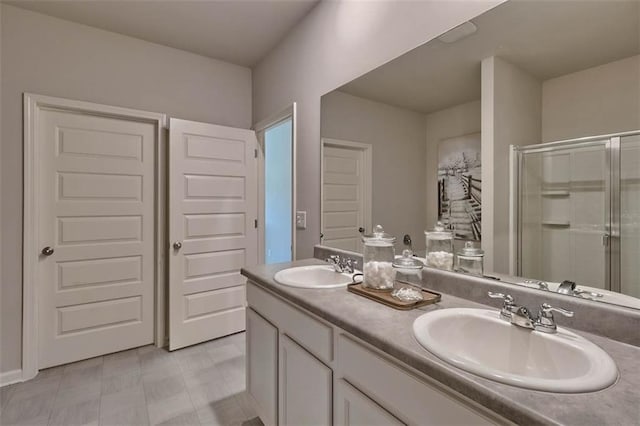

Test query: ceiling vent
[437,21,478,43]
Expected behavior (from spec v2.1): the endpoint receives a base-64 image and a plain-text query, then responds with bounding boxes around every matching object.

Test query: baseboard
[0,369,23,387]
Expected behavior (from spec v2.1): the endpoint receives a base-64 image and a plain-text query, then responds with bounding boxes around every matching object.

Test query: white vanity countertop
[241,258,640,426]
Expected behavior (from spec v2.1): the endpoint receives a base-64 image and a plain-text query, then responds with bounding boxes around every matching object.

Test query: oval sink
[413,308,618,393]
[274,265,356,289]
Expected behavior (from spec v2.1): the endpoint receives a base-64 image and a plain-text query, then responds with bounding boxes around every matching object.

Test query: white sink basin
[413,308,618,393]
[274,265,356,289]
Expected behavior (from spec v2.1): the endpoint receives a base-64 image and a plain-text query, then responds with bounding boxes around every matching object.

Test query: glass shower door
[620,135,640,298]
[517,140,609,289]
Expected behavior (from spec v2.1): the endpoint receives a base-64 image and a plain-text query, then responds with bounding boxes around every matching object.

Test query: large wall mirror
[319,0,640,310]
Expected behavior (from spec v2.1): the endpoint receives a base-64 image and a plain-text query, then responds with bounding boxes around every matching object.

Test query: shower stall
[510,131,640,298]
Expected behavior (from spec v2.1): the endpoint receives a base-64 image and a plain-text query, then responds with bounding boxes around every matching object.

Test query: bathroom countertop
[241,259,640,426]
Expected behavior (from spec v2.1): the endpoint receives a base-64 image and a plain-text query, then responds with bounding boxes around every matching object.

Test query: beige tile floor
[0,332,264,426]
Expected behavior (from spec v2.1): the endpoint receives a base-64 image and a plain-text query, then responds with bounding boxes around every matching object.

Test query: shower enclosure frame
[509,129,639,292]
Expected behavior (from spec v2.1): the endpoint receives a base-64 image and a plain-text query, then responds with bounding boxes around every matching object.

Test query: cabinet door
[335,379,405,426]
[280,335,332,425]
[247,308,278,426]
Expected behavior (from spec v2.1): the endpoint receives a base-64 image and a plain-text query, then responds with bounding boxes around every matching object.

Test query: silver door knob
[41,246,54,256]
[173,241,182,250]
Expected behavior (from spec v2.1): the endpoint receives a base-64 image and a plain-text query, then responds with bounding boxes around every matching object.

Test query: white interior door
[169,118,257,350]
[37,108,156,369]
[321,139,371,252]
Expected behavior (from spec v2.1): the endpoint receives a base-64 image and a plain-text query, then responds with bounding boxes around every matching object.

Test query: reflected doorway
[256,105,296,264]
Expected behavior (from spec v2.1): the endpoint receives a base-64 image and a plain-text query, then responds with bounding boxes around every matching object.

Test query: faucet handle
[535,303,574,333]
[488,292,515,321]
[539,303,574,318]
[343,258,355,273]
[488,292,514,304]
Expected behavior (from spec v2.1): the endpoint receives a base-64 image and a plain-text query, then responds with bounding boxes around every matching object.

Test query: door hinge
[254,149,258,158]
[254,219,258,228]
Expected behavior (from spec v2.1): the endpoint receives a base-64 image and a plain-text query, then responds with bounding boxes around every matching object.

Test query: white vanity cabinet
[335,379,405,425]
[246,281,510,426]
[247,282,334,426]
[246,308,278,426]
[279,335,333,425]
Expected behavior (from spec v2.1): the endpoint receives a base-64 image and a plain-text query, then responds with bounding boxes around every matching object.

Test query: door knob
[41,246,54,256]
[173,241,182,250]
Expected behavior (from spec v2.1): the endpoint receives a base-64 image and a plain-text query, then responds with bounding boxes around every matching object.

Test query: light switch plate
[296,211,307,229]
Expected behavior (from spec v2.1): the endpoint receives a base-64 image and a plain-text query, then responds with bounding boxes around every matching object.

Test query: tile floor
[0,332,264,426]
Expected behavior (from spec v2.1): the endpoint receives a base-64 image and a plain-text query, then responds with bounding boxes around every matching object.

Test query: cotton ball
[427,251,453,271]
[364,261,394,289]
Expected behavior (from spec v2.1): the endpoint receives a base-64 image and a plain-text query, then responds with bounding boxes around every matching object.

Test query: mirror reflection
[319,0,640,309]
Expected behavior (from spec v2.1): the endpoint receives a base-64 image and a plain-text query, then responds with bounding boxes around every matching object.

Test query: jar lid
[362,224,396,246]
[458,241,484,257]
[392,249,424,269]
[424,221,453,239]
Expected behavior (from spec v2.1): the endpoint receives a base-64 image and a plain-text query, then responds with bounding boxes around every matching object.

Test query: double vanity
[241,251,640,426]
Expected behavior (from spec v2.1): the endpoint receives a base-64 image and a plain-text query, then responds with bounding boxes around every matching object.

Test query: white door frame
[320,138,373,244]
[254,103,297,262]
[22,93,167,381]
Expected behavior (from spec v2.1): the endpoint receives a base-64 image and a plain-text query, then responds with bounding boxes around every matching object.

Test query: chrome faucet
[558,280,604,300]
[488,292,574,334]
[326,255,356,274]
[524,279,549,291]
[557,280,577,295]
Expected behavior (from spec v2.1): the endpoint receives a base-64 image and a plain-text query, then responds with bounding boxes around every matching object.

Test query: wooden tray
[347,282,441,310]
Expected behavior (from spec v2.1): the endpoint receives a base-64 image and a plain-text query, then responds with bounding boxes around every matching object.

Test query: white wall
[0,4,252,375]
[482,56,542,274]
[253,0,505,259]
[321,91,427,250]
[542,55,640,142]
[425,100,481,230]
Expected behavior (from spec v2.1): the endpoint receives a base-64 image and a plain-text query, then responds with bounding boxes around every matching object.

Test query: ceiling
[3,0,320,67]
[337,0,640,115]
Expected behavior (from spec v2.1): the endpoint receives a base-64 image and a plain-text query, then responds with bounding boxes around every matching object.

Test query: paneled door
[37,108,156,369]
[321,138,372,252]
[169,118,257,350]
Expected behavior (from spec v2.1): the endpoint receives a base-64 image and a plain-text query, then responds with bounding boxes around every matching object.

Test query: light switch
[296,211,307,229]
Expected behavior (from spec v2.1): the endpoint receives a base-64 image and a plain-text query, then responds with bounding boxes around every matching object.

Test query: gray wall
[481,56,542,274]
[252,0,505,259]
[542,54,640,142]
[0,4,252,374]
[321,91,427,250]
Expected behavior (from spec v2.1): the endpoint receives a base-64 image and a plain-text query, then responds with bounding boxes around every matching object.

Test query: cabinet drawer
[247,281,333,363]
[337,335,500,426]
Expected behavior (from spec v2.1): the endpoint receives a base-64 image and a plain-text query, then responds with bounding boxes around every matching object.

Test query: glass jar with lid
[392,249,424,283]
[424,221,454,271]
[455,241,484,276]
[362,225,396,291]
